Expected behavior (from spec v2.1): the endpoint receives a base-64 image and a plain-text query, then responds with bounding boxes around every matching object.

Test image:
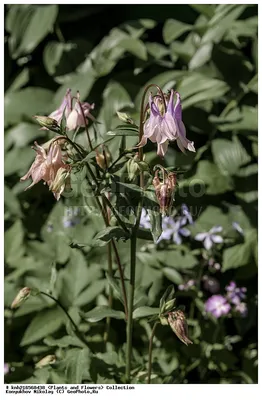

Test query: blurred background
[4,4,258,384]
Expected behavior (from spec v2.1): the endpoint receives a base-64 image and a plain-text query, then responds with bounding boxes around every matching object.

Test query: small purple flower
[4,363,9,375]
[181,203,193,225]
[232,222,244,235]
[138,90,195,157]
[159,217,190,244]
[226,281,247,305]
[139,208,151,229]
[205,295,231,318]
[235,302,248,317]
[195,226,223,250]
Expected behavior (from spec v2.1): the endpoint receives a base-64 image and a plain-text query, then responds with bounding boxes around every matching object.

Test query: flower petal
[157,141,169,157]
[195,232,207,241]
[204,236,213,250]
[211,235,223,244]
[209,225,223,234]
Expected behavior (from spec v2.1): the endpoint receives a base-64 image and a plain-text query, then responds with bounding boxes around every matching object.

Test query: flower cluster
[178,279,195,291]
[205,281,248,318]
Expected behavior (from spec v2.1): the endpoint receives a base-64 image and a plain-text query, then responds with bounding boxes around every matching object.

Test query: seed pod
[95,146,112,170]
[168,310,193,346]
[153,169,177,215]
[33,116,59,131]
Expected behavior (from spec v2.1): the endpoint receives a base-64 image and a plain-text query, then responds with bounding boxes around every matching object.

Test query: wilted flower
[35,355,56,369]
[167,309,193,345]
[138,89,195,157]
[195,226,223,250]
[20,140,70,200]
[139,208,151,229]
[205,295,231,318]
[153,169,177,215]
[11,287,31,309]
[225,281,247,305]
[159,217,190,244]
[95,146,112,170]
[234,302,248,317]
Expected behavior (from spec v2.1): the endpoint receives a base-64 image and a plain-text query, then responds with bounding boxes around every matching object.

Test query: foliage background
[4,4,258,384]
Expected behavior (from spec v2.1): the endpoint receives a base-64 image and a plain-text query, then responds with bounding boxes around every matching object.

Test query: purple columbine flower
[139,208,151,230]
[159,217,190,244]
[225,281,247,305]
[234,302,248,317]
[181,203,193,225]
[232,221,244,235]
[205,295,231,318]
[137,89,195,157]
[195,226,223,250]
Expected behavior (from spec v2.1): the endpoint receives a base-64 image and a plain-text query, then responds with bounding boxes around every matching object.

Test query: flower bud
[33,116,59,131]
[11,287,31,309]
[167,310,193,346]
[49,167,71,200]
[35,355,56,369]
[153,170,177,215]
[116,111,134,124]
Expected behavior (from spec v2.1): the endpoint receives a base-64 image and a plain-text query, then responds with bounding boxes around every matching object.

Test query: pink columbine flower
[20,140,70,200]
[138,89,195,157]
[44,89,95,131]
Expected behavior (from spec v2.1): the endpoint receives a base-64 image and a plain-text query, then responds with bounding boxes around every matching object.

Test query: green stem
[39,291,89,348]
[104,241,113,343]
[147,321,159,384]
[125,233,137,382]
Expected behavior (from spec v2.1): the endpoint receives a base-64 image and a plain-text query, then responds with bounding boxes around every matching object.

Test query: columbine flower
[195,226,223,250]
[138,89,195,157]
[159,217,190,244]
[20,140,70,200]
[205,295,231,318]
[234,302,248,317]
[225,281,247,305]
[46,88,72,127]
[139,208,151,229]
[181,203,193,225]
[66,91,95,131]
[232,221,244,236]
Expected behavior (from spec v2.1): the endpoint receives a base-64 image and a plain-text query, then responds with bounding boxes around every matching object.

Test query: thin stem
[85,172,128,319]
[39,291,89,348]
[125,233,137,382]
[77,97,93,151]
[147,321,159,384]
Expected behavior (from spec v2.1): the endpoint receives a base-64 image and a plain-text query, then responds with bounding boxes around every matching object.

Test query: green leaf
[163,19,191,44]
[212,136,251,177]
[157,249,198,270]
[222,229,257,271]
[74,280,106,306]
[105,273,123,304]
[93,227,130,246]
[6,5,58,59]
[163,268,183,284]
[44,335,84,348]
[80,306,125,322]
[4,185,23,217]
[119,38,147,61]
[4,87,53,127]
[107,125,139,136]
[63,348,91,384]
[21,307,64,346]
[5,122,46,150]
[133,306,159,319]
[189,42,213,70]
[144,190,162,243]
[4,219,25,266]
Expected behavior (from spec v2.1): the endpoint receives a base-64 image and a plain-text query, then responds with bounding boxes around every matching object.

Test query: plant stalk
[147,321,159,384]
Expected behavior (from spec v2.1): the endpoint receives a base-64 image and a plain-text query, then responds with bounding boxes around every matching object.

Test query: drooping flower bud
[116,111,134,125]
[153,168,177,215]
[127,153,148,181]
[49,166,71,200]
[35,355,56,369]
[33,116,59,131]
[11,287,31,309]
[167,310,193,346]
[95,146,112,170]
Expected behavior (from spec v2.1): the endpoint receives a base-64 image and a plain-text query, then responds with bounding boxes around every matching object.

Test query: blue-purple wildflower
[195,226,223,250]
[226,281,247,305]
